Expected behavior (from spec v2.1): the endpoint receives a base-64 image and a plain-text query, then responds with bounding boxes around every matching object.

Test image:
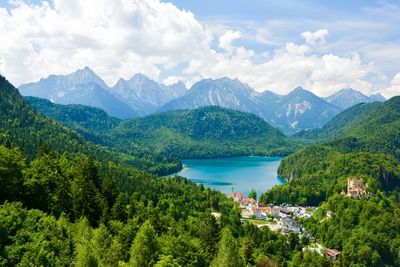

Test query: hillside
[0,76,179,175]
[261,96,400,267]
[111,106,297,158]
[296,97,400,158]
[262,96,400,206]
[26,97,120,131]
[1,75,317,266]
[26,97,299,159]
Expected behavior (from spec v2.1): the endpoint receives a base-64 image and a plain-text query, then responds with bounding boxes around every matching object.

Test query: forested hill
[262,96,400,206]
[26,96,121,132]
[0,74,325,266]
[296,96,400,158]
[260,95,400,266]
[0,76,180,175]
[111,106,297,158]
[119,106,284,141]
[0,75,100,159]
[27,97,300,158]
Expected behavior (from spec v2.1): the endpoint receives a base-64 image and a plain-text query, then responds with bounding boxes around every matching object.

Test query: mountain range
[19,67,385,134]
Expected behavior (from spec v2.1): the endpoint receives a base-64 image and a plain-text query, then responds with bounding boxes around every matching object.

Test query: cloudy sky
[0,0,399,97]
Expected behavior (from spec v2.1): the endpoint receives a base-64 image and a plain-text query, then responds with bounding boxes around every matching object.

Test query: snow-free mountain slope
[19,67,139,118]
[110,73,187,115]
[324,88,385,109]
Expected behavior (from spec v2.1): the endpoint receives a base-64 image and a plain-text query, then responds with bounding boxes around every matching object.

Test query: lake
[174,156,285,198]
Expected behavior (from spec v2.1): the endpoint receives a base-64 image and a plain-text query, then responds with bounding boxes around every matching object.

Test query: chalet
[326,248,341,261]
[234,192,245,202]
[347,177,366,197]
[240,197,256,206]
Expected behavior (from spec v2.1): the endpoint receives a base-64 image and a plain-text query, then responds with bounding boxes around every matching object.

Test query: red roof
[326,248,341,257]
[235,192,245,199]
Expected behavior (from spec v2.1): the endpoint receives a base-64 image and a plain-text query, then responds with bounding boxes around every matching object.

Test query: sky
[0,0,399,97]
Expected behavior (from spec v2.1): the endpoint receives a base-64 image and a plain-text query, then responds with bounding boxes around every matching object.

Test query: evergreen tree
[0,145,25,203]
[24,153,71,216]
[71,157,106,226]
[211,227,244,267]
[129,221,158,267]
[249,189,257,199]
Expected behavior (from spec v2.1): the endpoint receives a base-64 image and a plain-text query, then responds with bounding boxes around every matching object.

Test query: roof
[326,248,341,257]
[235,192,245,198]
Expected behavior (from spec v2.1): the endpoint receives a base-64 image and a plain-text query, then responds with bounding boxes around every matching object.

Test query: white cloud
[183,36,373,96]
[219,30,241,52]
[382,72,400,98]
[0,1,394,98]
[0,0,213,85]
[163,75,184,86]
[301,29,328,45]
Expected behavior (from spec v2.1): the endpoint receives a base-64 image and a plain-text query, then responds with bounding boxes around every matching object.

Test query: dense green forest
[0,75,329,265]
[4,74,400,266]
[27,97,300,159]
[262,96,400,206]
[261,96,400,266]
[0,78,180,176]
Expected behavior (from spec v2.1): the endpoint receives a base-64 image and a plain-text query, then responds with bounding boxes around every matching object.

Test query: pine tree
[0,145,25,203]
[129,221,158,267]
[211,227,244,267]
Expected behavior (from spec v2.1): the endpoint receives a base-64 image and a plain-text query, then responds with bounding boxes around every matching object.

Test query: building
[281,217,302,234]
[227,192,234,199]
[240,197,256,207]
[326,248,341,261]
[347,178,366,197]
[234,192,245,202]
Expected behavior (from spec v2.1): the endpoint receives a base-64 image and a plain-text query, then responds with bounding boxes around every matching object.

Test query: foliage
[27,97,300,159]
[302,193,400,266]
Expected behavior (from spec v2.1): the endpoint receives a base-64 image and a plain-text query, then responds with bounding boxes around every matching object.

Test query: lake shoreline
[171,156,285,197]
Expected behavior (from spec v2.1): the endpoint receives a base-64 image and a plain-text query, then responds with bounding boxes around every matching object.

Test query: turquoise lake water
[175,156,285,198]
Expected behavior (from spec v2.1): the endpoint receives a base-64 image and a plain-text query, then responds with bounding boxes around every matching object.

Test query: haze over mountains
[19,67,386,134]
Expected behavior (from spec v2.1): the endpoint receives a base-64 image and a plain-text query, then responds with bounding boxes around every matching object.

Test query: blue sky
[0,0,399,97]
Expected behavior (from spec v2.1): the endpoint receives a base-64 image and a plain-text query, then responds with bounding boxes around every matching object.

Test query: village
[226,177,368,261]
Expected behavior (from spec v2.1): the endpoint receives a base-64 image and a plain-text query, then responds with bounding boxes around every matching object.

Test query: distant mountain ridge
[324,88,385,109]
[160,79,342,134]
[111,73,186,115]
[19,67,386,133]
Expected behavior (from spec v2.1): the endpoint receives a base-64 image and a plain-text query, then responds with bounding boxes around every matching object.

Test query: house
[326,248,341,261]
[347,177,366,197]
[280,207,291,215]
[234,192,245,202]
[240,198,257,207]
[326,210,333,218]
[227,192,234,199]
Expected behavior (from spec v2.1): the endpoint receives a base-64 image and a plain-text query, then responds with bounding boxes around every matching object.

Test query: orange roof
[235,192,245,199]
[326,248,341,257]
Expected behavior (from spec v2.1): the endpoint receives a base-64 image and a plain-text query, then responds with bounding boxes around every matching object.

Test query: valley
[1,73,399,266]
[1,1,399,266]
